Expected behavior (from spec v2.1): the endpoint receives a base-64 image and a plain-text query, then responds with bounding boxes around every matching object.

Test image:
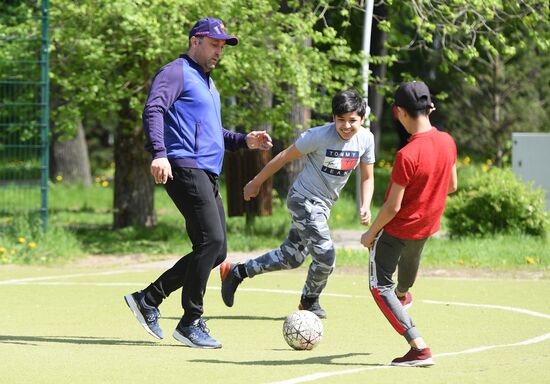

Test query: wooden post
[225,150,272,219]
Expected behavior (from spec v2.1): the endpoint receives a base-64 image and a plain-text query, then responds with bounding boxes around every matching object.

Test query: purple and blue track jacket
[143,54,247,175]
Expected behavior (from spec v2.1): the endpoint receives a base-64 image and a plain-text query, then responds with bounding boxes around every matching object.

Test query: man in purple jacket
[124,17,272,349]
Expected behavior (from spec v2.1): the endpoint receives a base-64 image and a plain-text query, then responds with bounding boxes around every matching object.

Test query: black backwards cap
[393,81,432,111]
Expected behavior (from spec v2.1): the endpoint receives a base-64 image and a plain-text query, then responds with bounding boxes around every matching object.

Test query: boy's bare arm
[361,182,406,249]
[448,163,458,194]
[244,144,303,201]
[359,162,375,225]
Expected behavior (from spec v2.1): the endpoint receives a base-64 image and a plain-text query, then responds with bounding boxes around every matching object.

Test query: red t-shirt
[384,127,457,240]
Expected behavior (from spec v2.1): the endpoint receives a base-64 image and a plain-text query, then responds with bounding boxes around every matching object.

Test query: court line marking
[267,300,550,384]
[2,271,550,384]
[0,269,144,285]
[267,331,550,384]
[424,299,550,320]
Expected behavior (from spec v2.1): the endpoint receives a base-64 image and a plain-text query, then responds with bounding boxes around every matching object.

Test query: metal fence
[0,0,49,229]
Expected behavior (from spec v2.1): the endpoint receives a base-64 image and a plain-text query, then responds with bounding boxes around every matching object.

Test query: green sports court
[1,259,549,383]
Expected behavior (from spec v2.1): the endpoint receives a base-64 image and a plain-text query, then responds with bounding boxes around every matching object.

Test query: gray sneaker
[299,295,327,319]
[173,319,222,349]
[124,290,163,339]
[220,261,243,307]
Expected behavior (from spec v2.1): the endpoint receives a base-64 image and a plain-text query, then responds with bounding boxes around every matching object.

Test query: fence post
[40,0,50,230]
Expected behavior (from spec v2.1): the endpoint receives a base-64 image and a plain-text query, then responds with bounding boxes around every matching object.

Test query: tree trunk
[273,101,310,198]
[225,85,273,222]
[50,116,92,186]
[272,34,311,198]
[271,1,311,198]
[113,103,156,228]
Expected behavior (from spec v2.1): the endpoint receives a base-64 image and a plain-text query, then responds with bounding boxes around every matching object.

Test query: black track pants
[144,167,227,325]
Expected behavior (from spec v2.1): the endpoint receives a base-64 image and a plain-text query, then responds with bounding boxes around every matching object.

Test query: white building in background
[512,133,550,210]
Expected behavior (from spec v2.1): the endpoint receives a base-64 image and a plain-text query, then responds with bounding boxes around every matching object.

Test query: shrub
[445,167,548,237]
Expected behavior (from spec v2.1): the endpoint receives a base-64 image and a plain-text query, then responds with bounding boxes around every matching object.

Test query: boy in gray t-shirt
[220,89,375,318]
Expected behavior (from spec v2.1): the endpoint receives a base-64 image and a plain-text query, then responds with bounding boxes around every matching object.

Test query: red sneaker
[397,291,413,310]
[219,260,231,281]
[391,347,434,367]
[219,261,243,307]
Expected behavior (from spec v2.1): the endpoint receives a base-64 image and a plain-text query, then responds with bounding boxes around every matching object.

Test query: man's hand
[359,207,371,226]
[243,180,261,201]
[150,158,173,184]
[360,229,378,250]
[246,131,273,150]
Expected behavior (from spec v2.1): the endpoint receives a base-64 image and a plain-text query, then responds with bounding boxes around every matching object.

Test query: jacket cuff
[152,150,167,159]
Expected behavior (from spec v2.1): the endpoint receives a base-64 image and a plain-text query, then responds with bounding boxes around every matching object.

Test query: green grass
[1,265,549,383]
[336,235,550,273]
[0,162,548,271]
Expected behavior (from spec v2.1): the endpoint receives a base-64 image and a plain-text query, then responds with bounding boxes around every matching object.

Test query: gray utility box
[512,132,550,210]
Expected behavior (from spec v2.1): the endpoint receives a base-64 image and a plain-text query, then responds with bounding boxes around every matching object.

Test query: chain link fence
[0,0,49,228]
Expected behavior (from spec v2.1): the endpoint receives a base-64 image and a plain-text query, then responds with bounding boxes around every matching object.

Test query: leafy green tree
[379,0,549,164]
[48,0,361,228]
[0,2,44,173]
[50,1,192,227]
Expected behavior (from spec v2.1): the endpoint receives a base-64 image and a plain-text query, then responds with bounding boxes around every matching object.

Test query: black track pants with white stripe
[368,230,427,342]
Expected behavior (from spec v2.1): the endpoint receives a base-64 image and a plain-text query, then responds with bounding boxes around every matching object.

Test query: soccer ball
[282,310,324,350]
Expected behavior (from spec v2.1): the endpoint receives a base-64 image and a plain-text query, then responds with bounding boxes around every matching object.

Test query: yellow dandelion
[102,180,109,188]
[56,175,63,182]
[29,242,37,249]
[462,156,471,166]
[525,257,536,264]
[10,250,16,255]
[378,160,386,167]
[384,163,392,169]
[95,177,101,183]
[335,214,342,221]
[18,237,26,244]
[457,259,464,265]
[486,159,493,165]
[0,247,6,253]
[481,164,489,173]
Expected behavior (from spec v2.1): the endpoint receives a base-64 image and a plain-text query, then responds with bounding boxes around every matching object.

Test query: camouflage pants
[244,188,335,298]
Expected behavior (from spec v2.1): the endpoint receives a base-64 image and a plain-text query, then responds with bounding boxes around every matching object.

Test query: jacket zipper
[194,122,201,152]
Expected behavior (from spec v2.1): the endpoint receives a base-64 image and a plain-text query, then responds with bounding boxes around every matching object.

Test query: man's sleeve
[223,129,248,151]
[142,61,184,159]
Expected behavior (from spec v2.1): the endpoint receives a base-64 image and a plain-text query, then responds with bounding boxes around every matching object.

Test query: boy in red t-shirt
[361,81,458,367]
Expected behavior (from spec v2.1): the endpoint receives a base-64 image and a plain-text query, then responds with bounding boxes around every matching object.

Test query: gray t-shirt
[293,123,375,206]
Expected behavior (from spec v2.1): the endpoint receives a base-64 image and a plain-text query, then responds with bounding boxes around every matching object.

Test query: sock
[234,264,248,279]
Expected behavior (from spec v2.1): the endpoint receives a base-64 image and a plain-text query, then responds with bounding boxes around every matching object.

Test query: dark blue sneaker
[124,290,163,339]
[173,319,222,349]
